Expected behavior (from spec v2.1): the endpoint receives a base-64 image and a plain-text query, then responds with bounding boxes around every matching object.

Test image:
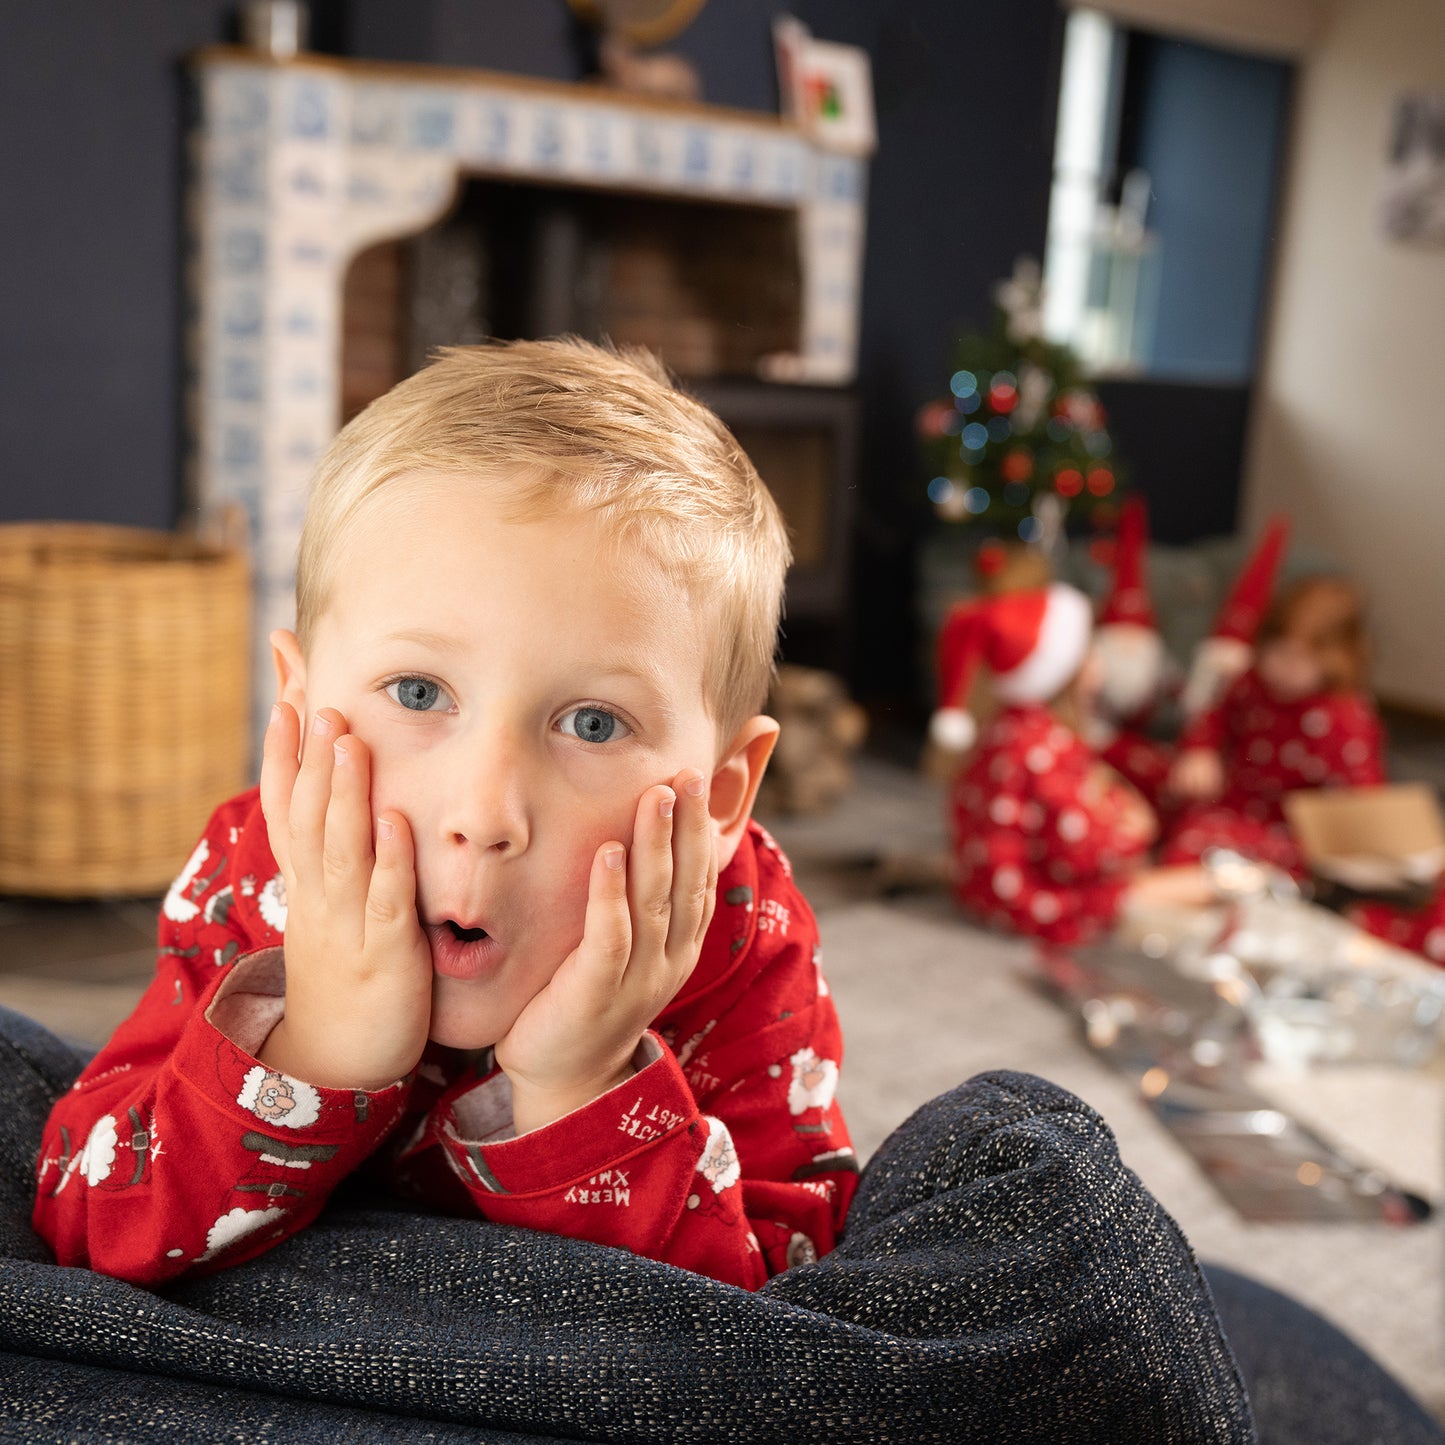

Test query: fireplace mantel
[186,46,869,736]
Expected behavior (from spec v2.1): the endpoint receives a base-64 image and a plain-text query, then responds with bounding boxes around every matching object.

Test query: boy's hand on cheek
[496,768,718,1136]
[257,703,433,1092]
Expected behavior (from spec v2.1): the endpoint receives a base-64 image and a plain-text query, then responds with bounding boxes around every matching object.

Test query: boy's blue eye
[387,677,449,712]
[560,707,628,744]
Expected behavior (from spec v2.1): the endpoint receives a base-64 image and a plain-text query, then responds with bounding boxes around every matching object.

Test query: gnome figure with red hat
[1163,557,1387,875]
[936,583,1214,948]
[1090,498,1177,810]
[1177,516,1291,724]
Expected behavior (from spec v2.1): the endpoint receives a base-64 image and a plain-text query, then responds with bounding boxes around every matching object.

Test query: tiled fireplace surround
[187,48,869,737]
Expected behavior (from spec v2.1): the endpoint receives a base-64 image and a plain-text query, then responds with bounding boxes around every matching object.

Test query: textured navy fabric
[0,1006,1255,1442]
[1205,1264,1445,1445]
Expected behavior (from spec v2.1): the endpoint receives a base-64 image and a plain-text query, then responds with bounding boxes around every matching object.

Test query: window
[1043,9,1294,382]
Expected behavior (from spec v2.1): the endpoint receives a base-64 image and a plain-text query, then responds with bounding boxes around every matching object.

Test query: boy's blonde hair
[297,337,792,742]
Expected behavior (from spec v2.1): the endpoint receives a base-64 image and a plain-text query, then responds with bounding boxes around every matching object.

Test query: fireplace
[340,179,807,418]
[187,48,869,735]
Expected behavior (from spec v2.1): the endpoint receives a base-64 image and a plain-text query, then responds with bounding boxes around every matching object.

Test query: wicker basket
[0,522,251,897]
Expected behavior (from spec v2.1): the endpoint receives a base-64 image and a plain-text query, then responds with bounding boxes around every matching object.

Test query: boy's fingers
[666,769,715,957]
[696,836,719,951]
[627,786,676,949]
[579,841,632,986]
[323,733,374,914]
[366,810,419,935]
[259,702,301,874]
[288,707,346,886]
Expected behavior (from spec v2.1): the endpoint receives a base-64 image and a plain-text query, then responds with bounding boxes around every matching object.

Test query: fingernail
[604,844,625,869]
[377,817,395,841]
[270,703,282,726]
[683,773,706,798]
[333,742,347,766]
[312,713,331,737]
[659,791,675,819]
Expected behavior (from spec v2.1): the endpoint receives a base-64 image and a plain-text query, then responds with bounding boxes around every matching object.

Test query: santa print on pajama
[1160,669,1386,875]
[950,703,1151,948]
[32,790,855,1290]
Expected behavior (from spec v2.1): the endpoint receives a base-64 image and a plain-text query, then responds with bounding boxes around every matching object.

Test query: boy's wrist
[508,1063,638,1136]
[258,1017,411,1094]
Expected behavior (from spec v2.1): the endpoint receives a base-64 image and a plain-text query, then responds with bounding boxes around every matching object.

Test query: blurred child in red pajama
[934,584,1213,948]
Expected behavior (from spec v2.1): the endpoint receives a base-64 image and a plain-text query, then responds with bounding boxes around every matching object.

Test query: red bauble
[915,398,953,439]
[975,541,1008,578]
[1055,468,1084,498]
[1000,448,1034,482]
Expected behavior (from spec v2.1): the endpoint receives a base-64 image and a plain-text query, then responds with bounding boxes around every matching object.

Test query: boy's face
[276,470,727,1051]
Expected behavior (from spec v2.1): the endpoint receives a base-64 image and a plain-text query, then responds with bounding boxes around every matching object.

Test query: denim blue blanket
[0,1006,1254,1443]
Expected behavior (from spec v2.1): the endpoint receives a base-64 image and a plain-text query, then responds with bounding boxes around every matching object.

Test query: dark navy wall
[1094,378,1252,544]
[349,0,584,82]
[0,3,229,528]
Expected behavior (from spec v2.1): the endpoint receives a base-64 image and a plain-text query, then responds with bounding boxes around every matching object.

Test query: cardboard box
[1285,783,1445,894]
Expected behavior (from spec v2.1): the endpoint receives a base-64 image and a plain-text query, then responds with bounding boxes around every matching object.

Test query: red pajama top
[33,789,856,1290]
[1161,671,1385,874]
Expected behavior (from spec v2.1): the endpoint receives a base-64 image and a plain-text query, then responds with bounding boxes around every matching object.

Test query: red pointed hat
[1099,496,1156,630]
[1213,515,1290,644]
[931,583,1093,750]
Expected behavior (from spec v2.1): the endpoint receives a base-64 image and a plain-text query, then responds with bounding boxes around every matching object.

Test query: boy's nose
[440,741,530,855]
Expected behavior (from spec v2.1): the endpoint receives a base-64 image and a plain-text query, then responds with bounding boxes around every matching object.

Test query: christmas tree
[917,258,1124,552]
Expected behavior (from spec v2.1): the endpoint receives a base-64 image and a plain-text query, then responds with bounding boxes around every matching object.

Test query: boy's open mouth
[446,921,488,943]
[428,918,500,981]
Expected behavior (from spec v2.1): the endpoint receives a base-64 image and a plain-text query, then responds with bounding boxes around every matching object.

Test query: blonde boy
[34,339,856,1288]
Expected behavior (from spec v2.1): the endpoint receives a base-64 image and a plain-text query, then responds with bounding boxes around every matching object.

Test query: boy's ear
[708,715,780,871]
[270,629,308,717]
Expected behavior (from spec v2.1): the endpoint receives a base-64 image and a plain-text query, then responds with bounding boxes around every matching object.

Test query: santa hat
[1099,496,1156,630]
[1212,514,1290,644]
[931,583,1094,751]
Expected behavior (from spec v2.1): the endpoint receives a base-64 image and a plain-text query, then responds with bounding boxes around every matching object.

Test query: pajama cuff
[434,1032,699,1195]
[172,946,412,1143]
